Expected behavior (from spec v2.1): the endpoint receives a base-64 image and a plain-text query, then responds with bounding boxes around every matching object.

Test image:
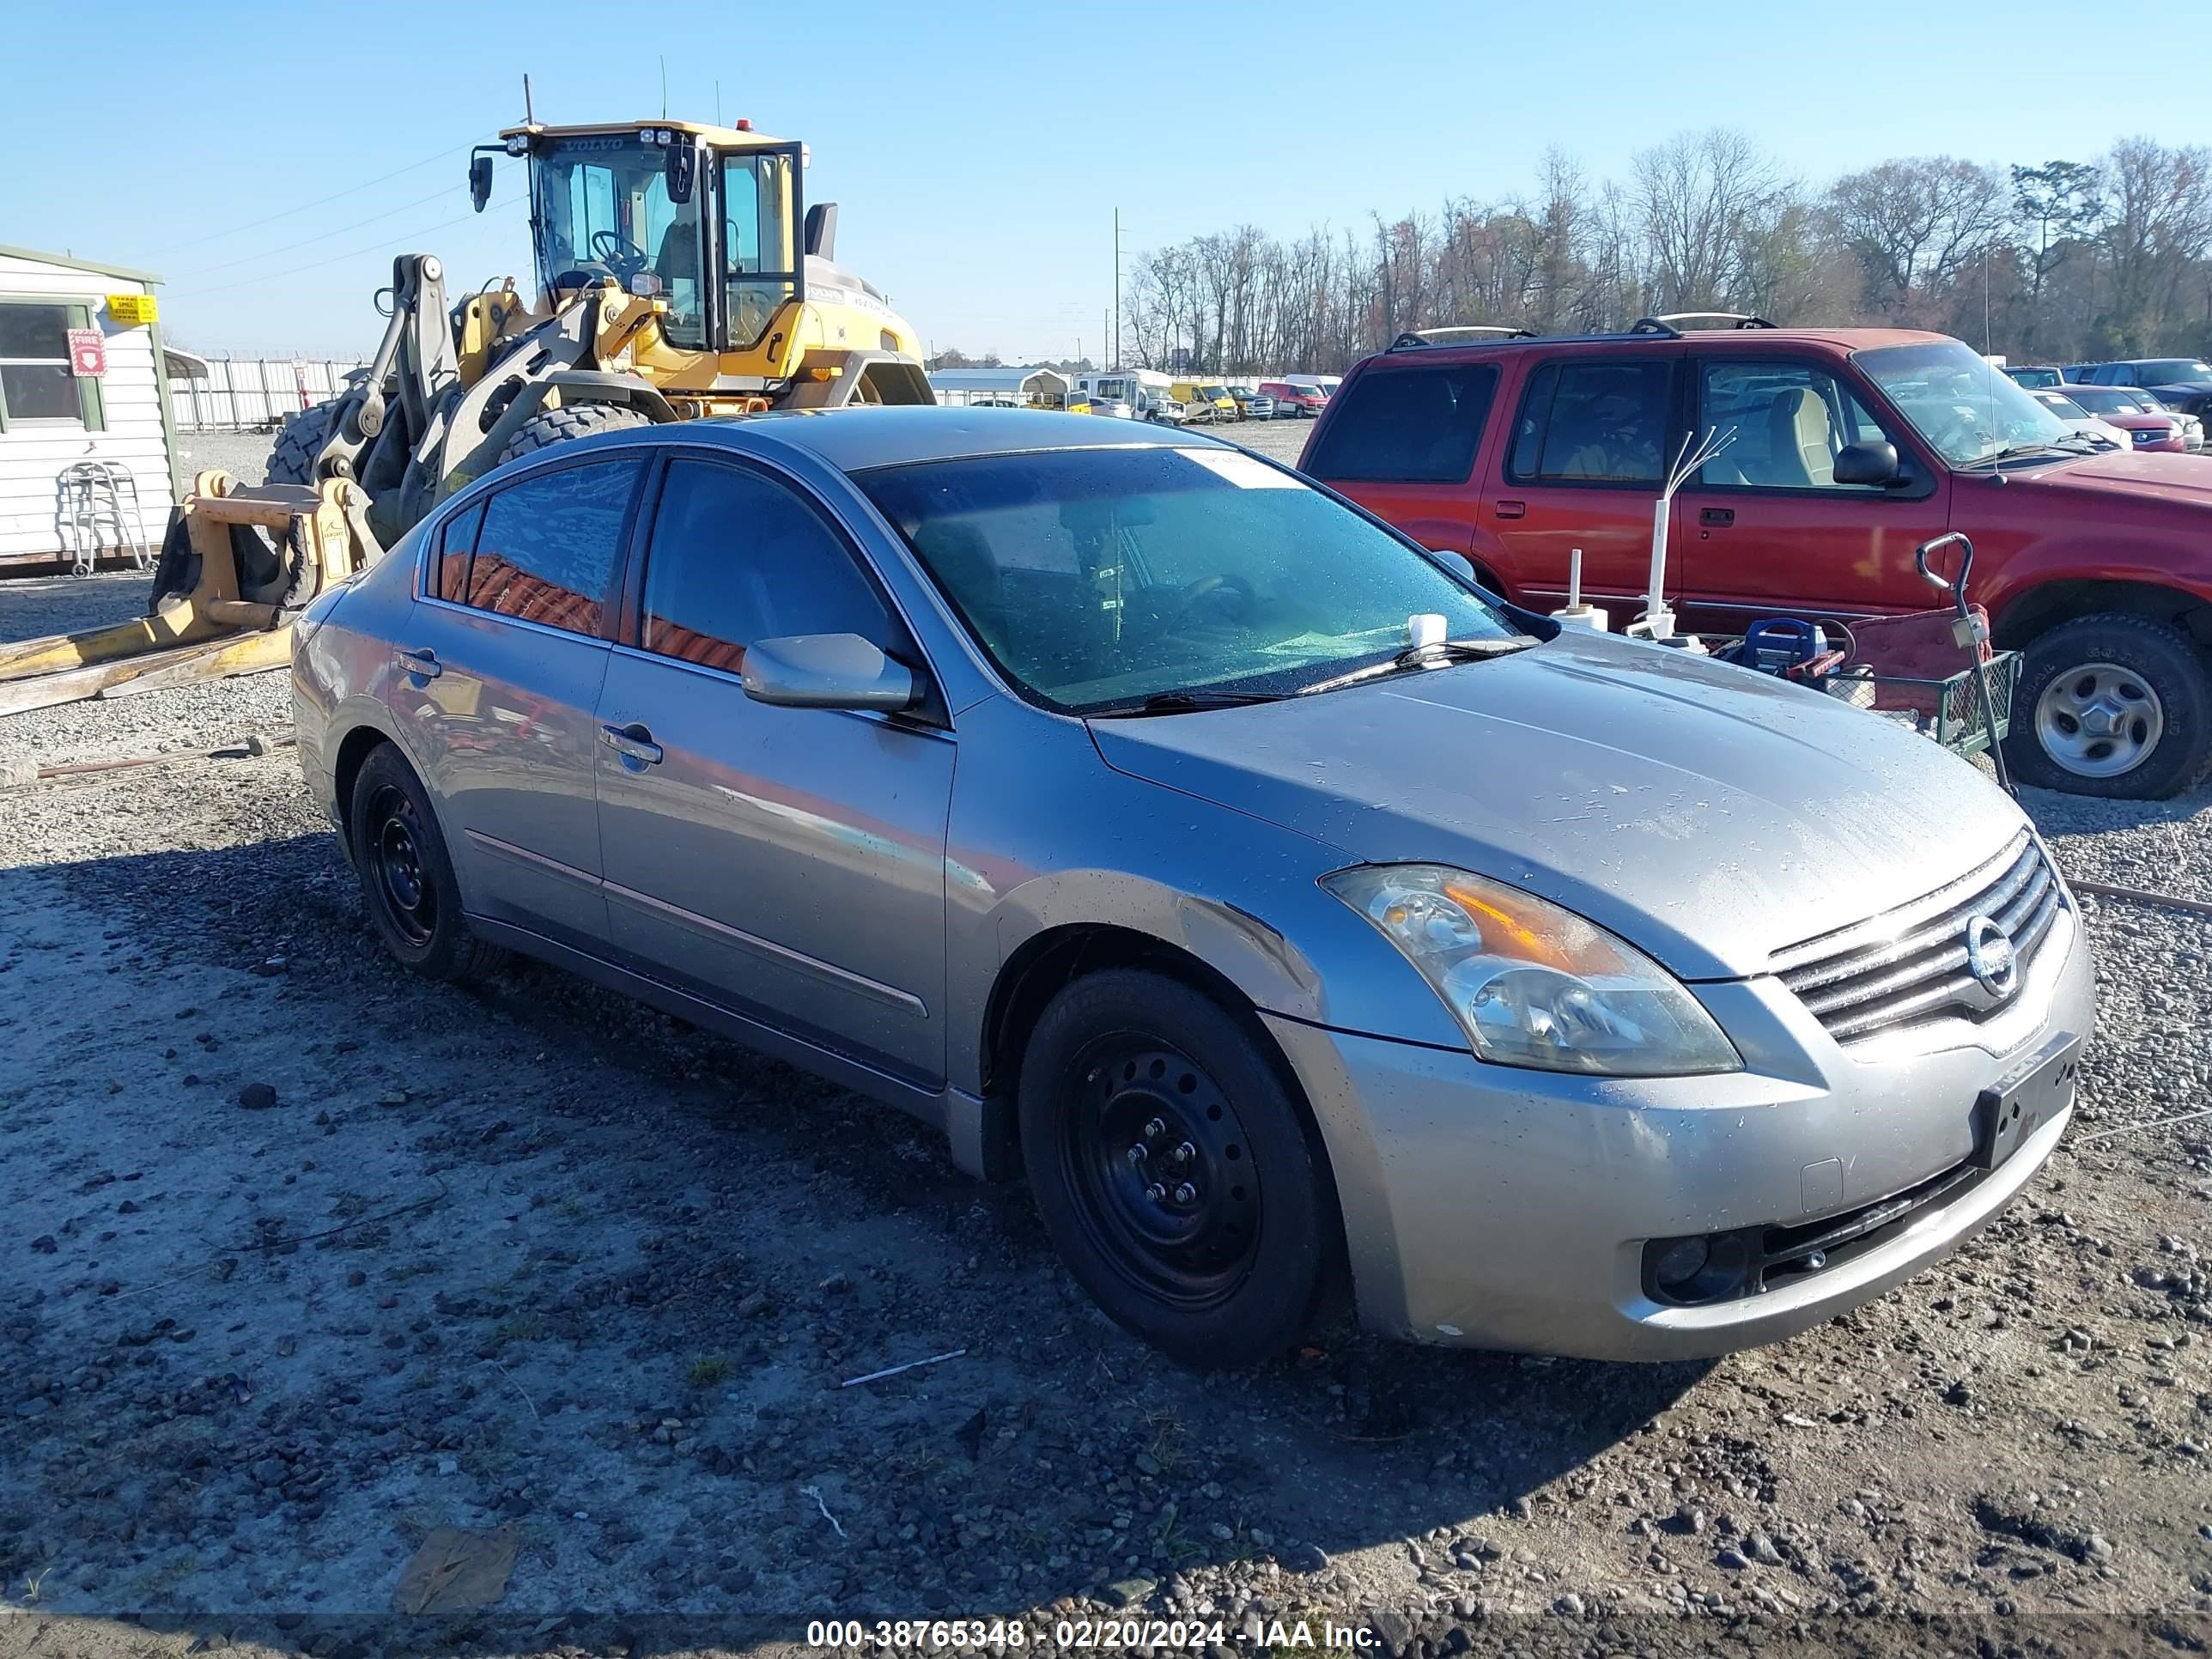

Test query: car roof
[668,405,1231,472]
[1358,325,1953,370]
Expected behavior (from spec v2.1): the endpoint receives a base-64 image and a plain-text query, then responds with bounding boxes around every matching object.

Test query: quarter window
[1506,360,1672,484]
[640,459,889,674]
[1694,362,1899,489]
[1305,364,1499,483]
[0,301,104,428]
[463,459,643,635]
[434,502,485,601]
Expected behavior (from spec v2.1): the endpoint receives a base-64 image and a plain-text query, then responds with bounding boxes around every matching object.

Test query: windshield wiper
[1296,635,1537,698]
[1091,689,1291,717]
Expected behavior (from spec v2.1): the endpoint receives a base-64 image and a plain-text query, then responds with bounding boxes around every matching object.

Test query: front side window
[0,301,103,428]
[858,446,1518,714]
[640,459,888,674]
[533,136,706,349]
[1855,340,2076,468]
[721,149,800,350]
[1693,361,1900,489]
[1306,363,1498,483]
[1507,360,1673,484]
[464,459,643,635]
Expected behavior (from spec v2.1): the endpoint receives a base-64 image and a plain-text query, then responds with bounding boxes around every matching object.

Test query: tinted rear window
[1305,365,1498,483]
[465,459,643,635]
[1507,360,1673,485]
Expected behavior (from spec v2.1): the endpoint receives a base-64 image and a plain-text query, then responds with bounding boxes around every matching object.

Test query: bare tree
[1829,156,2009,325]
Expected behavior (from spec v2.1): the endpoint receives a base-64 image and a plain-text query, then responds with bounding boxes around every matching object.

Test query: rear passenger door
[392,453,644,950]
[1491,351,1682,611]
[1302,362,1499,572]
[592,452,954,1085]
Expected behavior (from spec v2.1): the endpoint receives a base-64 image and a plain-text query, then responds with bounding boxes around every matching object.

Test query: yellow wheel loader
[0,118,932,716]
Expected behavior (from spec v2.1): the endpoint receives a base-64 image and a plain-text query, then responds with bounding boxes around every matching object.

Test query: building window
[0,301,106,431]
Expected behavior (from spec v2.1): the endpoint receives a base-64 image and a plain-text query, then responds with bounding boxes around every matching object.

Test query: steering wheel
[1164,573,1256,625]
[589,228,649,280]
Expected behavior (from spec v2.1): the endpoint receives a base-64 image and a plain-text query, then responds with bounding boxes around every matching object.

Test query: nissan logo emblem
[1965,915,2019,1000]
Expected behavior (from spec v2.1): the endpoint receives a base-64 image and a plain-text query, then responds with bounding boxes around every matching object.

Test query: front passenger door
[593,454,954,1085]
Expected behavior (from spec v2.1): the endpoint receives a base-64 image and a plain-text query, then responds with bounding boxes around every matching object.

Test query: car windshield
[856,445,1520,713]
[2035,392,2090,420]
[2066,386,2142,416]
[533,135,707,349]
[2140,360,2212,384]
[1855,340,2078,467]
[2007,368,2061,387]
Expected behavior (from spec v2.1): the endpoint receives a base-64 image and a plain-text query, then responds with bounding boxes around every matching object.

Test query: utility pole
[1113,208,1121,370]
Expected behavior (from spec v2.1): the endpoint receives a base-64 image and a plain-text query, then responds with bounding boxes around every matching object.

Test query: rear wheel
[1018,969,1335,1368]
[348,745,507,982]
[2004,613,2212,798]
[495,401,653,466]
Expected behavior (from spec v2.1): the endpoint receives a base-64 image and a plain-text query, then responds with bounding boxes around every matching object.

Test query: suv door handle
[393,647,441,679]
[600,723,664,767]
[1493,499,1526,520]
[1699,507,1735,526]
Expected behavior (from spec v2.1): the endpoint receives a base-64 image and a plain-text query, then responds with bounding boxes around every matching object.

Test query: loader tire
[495,401,653,466]
[265,401,343,486]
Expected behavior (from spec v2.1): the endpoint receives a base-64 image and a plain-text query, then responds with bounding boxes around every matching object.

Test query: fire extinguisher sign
[67,329,107,378]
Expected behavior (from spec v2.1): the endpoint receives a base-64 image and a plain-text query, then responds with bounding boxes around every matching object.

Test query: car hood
[2021,447,2212,508]
[1087,630,2024,981]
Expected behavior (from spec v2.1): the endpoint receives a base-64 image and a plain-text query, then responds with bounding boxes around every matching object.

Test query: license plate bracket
[1970,1029,2081,1172]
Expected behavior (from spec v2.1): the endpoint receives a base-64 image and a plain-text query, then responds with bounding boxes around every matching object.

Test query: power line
[168,197,526,299]
[144,133,499,258]
[169,181,465,278]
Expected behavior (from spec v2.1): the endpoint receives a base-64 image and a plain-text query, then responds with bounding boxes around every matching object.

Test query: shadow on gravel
[6,833,1712,1622]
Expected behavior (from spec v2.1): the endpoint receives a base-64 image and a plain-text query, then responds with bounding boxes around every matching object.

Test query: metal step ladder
[57,460,156,577]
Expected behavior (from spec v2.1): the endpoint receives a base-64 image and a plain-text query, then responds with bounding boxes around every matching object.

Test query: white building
[0,244,179,570]
[927,365,1074,407]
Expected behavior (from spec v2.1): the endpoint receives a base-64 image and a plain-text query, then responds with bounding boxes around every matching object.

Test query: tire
[265,401,343,486]
[495,401,653,467]
[348,744,507,983]
[2002,612,2212,799]
[1018,969,1336,1368]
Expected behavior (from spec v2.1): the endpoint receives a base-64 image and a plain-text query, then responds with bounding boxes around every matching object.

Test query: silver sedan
[291,410,2091,1367]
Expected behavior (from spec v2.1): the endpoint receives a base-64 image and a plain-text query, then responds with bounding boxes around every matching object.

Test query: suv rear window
[1507,360,1673,485]
[1305,365,1498,483]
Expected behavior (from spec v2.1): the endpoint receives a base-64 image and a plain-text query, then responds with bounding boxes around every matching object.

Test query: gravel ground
[4,423,2212,1657]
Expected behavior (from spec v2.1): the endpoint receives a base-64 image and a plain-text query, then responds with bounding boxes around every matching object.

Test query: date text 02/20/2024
[805,1618,1380,1650]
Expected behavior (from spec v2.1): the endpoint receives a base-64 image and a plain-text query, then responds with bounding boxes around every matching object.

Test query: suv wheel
[1018,969,1336,1368]
[2005,613,2212,798]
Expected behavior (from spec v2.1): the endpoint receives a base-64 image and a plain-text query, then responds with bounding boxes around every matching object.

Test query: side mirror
[1832,439,1899,487]
[1430,549,1479,584]
[742,634,916,712]
[664,143,696,205]
[469,155,495,214]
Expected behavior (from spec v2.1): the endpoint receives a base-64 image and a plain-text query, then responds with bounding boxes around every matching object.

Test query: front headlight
[1322,865,1741,1077]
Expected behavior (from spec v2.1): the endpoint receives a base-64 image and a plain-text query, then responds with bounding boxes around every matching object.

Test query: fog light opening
[1653,1237,1709,1290]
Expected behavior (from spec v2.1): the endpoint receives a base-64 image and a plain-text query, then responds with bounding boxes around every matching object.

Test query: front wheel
[2003,613,2211,798]
[1018,969,1336,1368]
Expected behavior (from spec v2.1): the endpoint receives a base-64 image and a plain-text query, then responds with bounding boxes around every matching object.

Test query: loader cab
[514,123,805,361]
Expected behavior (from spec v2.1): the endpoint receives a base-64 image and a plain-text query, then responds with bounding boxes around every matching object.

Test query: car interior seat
[1764,387,1837,487]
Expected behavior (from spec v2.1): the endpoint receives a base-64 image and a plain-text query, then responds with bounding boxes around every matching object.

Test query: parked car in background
[1167,384,1217,423]
[1230,388,1276,420]
[295,408,2092,1367]
[2000,365,2063,388]
[1301,321,2212,798]
[1088,394,1133,419]
[1260,380,1328,417]
[2053,384,2191,453]
[2027,388,2129,449]
[1148,397,1192,425]
[2072,359,2212,423]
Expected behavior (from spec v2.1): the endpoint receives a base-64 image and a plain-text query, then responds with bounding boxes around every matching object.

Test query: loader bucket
[0,473,382,717]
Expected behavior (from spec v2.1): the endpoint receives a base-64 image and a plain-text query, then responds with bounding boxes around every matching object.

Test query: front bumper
[1267,904,2093,1361]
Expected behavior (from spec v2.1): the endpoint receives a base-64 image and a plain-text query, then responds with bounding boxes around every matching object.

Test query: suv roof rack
[1388,325,1539,350]
[1626,312,1778,337]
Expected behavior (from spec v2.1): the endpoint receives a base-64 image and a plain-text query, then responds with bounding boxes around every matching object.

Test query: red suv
[1301,318,2212,798]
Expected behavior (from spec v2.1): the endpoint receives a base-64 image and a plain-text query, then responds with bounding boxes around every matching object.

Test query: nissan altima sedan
[292,409,2093,1368]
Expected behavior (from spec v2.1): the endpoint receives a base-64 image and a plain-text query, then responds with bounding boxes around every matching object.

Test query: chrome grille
[1772,835,2064,1043]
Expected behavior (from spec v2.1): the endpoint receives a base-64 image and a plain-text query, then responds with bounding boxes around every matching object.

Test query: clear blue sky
[4,0,2206,362]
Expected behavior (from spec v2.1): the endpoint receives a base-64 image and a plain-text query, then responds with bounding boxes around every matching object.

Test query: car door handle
[1699,507,1735,526]
[599,723,663,766]
[392,647,441,679]
[1493,499,1526,520]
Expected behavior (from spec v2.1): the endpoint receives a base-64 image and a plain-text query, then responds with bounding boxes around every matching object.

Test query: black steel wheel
[1018,969,1337,1367]
[347,744,506,982]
